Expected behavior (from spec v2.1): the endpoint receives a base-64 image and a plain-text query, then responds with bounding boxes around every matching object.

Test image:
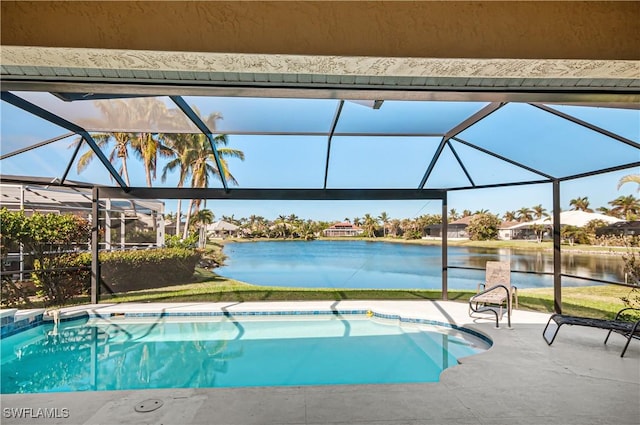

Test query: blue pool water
[1,315,488,393]
[217,240,624,289]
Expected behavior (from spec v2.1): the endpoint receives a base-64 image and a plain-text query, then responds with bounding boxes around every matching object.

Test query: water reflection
[450,247,625,283]
[1,320,243,394]
[218,241,626,290]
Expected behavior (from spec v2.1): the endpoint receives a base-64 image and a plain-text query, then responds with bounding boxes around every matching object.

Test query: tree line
[167,182,639,242]
[168,193,639,243]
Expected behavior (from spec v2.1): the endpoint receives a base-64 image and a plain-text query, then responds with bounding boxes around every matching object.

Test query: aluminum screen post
[442,193,448,301]
[91,186,100,304]
[105,199,112,250]
[19,184,25,282]
[553,180,562,314]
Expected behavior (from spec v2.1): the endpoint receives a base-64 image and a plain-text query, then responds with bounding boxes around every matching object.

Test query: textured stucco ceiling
[2,1,639,60]
[1,1,638,103]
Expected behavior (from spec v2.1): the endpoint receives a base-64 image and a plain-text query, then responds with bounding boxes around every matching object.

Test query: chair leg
[604,329,613,345]
[620,321,640,357]
[620,335,631,357]
[542,315,561,345]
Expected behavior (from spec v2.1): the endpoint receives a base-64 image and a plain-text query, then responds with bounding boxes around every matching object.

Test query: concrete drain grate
[134,399,164,413]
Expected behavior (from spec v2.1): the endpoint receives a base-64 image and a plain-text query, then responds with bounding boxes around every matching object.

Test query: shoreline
[216,237,637,256]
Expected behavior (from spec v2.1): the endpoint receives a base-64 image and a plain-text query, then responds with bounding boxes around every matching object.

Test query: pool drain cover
[134,399,164,413]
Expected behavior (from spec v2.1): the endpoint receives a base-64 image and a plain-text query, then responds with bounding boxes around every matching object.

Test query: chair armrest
[471,284,509,299]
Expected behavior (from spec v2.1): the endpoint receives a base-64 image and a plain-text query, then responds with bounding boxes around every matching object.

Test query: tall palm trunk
[183,199,194,240]
[121,155,131,186]
[175,199,182,236]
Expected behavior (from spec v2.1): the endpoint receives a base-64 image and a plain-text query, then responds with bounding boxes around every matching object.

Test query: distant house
[595,221,640,237]
[323,222,364,237]
[429,216,540,240]
[505,211,623,240]
[427,215,475,239]
[498,221,522,240]
[207,220,240,238]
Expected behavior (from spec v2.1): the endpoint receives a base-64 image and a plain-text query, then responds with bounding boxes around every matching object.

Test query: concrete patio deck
[2,300,639,425]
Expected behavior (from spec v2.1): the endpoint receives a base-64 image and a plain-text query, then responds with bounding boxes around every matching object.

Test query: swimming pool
[1,312,490,394]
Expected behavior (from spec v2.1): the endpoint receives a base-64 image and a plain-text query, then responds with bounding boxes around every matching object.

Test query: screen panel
[457,103,640,178]
[12,92,200,133]
[335,101,489,135]
[327,136,441,188]
[184,96,338,133]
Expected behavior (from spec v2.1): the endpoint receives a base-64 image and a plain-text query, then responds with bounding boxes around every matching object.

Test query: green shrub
[198,246,227,269]
[1,209,91,306]
[126,229,157,243]
[1,276,33,307]
[99,248,201,292]
[32,254,91,305]
[165,233,198,248]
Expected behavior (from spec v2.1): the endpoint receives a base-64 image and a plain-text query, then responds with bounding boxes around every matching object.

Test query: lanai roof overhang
[1,46,640,311]
[3,61,639,196]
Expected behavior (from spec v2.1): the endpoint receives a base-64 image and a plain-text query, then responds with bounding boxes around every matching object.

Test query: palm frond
[217,147,245,161]
[617,174,640,192]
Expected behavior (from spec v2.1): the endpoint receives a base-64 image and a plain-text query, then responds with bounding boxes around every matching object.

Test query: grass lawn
[95,269,637,320]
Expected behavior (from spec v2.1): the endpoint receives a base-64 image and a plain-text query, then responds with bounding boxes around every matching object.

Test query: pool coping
[1,303,493,346]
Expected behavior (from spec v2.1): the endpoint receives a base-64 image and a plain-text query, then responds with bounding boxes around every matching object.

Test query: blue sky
[1,95,638,222]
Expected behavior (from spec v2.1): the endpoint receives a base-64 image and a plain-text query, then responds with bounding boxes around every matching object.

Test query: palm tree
[596,206,614,216]
[474,208,490,215]
[181,132,244,239]
[362,214,379,238]
[448,208,459,222]
[297,220,316,240]
[462,209,472,218]
[275,215,288,238]
[561,225,586,246]
[352,217,362,227]
[516,207,534,222]
[287,214,300,238]
[378,212,390,237]
[76,97,187,188]
[132,132,173,187]
[222,214,240,225]
[190,209,214,248]
[609,195,640,220]
[74,132,136,185]
[503,210,517,222]
[400,218,413,236]
[162,133,195,236]
[569,196,593,212]
[617,174,640,192]
[130,132,173,230]
[532,204,548,220]
[161,111,244,239]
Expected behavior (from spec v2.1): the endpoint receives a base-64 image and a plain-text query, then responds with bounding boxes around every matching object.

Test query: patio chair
[469,261,518,328]
[542,307,640,357]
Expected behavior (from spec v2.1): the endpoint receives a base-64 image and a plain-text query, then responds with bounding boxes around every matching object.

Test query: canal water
[217,240,625,290]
